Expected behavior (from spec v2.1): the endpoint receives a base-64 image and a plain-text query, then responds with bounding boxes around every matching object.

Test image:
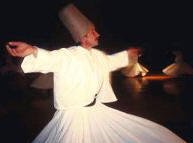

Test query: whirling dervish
[121,47,149,77]
[162,50,193,77]
[5,3,186,143]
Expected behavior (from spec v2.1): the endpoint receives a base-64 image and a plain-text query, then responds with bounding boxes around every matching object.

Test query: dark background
[1,0,193,71]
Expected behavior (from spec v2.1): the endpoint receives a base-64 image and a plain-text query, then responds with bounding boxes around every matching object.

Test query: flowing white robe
[21,46,185,143]
[121,55,149,77]
[162,54,193,77]
[121,63,149,77]
[162,62,193,77]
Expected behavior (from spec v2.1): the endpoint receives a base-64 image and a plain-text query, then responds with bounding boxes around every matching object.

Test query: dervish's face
[81,27,100,49]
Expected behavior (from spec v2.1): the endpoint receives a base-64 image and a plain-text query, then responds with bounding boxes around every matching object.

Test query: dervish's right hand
[6,41,37,57]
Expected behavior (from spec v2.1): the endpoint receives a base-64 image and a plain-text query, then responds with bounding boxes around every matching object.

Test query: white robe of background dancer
[121,48,149,77]
[163,51,193,77]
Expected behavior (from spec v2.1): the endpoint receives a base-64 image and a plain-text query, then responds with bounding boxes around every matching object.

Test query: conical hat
[58,4,94,42]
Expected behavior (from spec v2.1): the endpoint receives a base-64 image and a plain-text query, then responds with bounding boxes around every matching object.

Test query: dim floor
[0,71,193,143]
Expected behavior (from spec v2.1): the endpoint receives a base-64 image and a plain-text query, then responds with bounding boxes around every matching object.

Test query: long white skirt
[32,103,186,143]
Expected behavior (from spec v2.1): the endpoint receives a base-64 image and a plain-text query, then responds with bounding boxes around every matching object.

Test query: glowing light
[142,75,173,80]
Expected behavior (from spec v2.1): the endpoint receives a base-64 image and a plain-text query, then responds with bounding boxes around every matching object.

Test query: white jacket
[21,46,128,109]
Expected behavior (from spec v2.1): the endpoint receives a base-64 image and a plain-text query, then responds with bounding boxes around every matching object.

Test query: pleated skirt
[32,103,186,143]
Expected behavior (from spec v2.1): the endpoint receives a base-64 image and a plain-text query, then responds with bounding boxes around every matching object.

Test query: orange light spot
[142,75,173,80]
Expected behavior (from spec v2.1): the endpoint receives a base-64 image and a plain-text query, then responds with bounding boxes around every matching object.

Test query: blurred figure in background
[0,53,24,76]
[30,73,53,90]
[121,47,149,77]
[162,50,193,77]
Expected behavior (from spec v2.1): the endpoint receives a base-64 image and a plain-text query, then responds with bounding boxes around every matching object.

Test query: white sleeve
[21,48,72,73]
[107,50,129,71]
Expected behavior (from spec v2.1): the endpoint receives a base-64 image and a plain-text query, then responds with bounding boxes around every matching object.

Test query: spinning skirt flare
[32,103,186,143]
[162,63,193,77]
[121,63,149,77]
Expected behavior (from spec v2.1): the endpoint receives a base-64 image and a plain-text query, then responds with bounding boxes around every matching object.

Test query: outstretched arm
[107,48,140,72]
[107,50,129,71]
[6,41,72,73]
[6,41,37,57]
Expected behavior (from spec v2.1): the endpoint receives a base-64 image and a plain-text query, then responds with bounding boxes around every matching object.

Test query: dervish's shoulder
[53,46,80,56]
[92,48,108,56]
